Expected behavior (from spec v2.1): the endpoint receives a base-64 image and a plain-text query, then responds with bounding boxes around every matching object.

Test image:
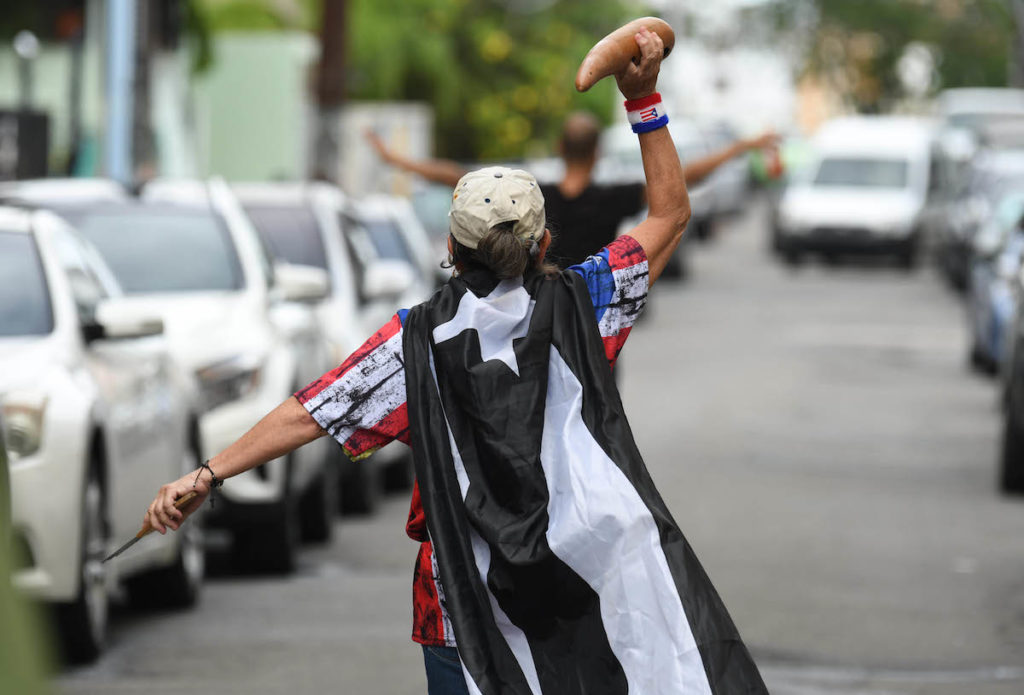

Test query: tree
[192,0,634,160]
[772,0,1016,112]
[346,0,632,160]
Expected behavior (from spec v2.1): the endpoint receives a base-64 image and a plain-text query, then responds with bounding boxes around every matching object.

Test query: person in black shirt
[537,111,645,267]
[366,113,776,268]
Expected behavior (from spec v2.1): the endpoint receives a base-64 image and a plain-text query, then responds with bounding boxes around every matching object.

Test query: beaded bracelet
[193,459,224,507]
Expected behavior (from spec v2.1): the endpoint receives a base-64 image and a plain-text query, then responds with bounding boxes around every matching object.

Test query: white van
[773,117,935,266]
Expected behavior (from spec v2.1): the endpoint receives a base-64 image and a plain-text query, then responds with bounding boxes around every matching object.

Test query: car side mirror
[84,300,164,342]
[273,263,330,303]
[363,259,416,303]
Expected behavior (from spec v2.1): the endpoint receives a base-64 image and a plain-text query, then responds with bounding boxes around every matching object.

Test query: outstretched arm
[366,130,467,188]
[145,397,325,533]
[618,29,690,286]
[682,131,778,187]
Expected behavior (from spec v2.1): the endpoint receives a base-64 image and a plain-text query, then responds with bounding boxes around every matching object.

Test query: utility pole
[105,0,136,185]
[312,0,346,181]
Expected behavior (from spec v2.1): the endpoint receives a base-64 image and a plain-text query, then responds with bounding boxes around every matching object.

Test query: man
[145,27,766,694]
[367,110,777,268]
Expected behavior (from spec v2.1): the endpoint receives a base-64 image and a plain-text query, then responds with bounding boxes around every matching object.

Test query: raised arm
[682,131,778,187]
[618,28,690,286]
[145,397,324,533]
[366,130,467,188]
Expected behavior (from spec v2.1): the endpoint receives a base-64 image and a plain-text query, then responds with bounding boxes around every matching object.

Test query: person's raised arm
[145,397,325,533]
[681,131,778,187]
[618,28,690,286]
[366,130,467,188]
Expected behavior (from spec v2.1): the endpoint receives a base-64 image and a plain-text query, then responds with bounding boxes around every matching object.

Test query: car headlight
[194,354,265,411]
[2,393,47,462]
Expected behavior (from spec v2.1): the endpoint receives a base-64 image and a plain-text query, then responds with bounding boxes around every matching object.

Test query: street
[55,198,1024,695]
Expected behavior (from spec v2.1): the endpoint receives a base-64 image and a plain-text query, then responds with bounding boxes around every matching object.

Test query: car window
[813,157,909,188]
[0,232,53,337]
[50,223,115,324]
[243,203,329,271]
[63,207,245,294]
[339,214,377,304]
[362,216,414,263]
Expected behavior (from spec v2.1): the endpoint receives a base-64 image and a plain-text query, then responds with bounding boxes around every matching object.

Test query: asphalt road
[54,198,1024,695]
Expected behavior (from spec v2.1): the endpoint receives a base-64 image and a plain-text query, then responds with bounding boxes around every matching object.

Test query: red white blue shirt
[295,235,649,646]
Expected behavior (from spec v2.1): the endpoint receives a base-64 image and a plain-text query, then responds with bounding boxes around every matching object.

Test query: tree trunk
[1011,0,1024,87]
[311,0,346,181]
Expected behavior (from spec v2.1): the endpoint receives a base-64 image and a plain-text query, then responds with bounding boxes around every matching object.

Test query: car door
[46,221,184,546]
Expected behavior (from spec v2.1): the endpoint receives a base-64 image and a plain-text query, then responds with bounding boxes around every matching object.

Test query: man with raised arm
[143,27,766,695]
[368,105,776,269]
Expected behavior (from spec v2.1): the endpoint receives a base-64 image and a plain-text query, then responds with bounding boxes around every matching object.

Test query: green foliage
[347,0,632,160]
[192,0,636,159]
[783,0,1015,111]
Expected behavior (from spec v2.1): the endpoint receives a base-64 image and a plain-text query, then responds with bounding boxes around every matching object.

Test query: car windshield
[362,217,413,263]
[949,111,1024,132]
[0,232,54,337]
[62,206,244,294]
[813,157,909,188]
[242,203,329,270]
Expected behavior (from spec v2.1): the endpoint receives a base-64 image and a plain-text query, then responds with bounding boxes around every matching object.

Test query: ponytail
[445,222,557,279]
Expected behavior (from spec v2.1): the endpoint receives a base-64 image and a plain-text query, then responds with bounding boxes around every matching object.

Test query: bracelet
[193,459,224,507]
[625,93,669,134]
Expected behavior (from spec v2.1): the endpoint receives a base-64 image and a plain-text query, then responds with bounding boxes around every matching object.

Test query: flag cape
[403,268,767,694]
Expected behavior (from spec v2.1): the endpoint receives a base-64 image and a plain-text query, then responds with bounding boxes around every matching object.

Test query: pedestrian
[366,100,777,270]
[144,28,766,694]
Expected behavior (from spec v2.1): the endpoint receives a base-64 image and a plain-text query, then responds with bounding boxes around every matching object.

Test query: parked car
[937,88,1024,135]
[2,179,335,572]
[411,182,460,286]
[0,204,201,662]
[773,117,934,267]
[232,181,420,509]
[700,121,752,217]
[999,267,1024,492]
[932,151,1024,290]
[967,188,1024,373]
[352,193,442,291]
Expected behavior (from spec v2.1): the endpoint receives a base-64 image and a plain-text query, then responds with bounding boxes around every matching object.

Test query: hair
[444,222,557,279]
[559,111,601,163]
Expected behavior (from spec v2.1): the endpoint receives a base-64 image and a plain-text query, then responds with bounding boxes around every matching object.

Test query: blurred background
[3,1,1024,694]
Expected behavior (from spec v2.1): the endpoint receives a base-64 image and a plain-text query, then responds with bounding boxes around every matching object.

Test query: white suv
[233,182,421,511]
[0,205,201,662]
[4,179,335,573]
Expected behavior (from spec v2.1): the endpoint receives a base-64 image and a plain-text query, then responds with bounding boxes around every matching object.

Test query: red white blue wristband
[625,93,669,134]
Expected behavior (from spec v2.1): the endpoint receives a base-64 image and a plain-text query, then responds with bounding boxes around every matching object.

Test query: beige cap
[449,166,546,249]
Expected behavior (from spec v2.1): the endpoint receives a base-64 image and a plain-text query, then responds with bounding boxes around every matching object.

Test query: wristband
[625,93,669,134]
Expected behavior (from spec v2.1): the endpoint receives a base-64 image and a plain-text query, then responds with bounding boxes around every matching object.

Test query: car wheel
[125,509,204,609]
[968,341,997,376]
[693,218,713,242]
[55,465,108,663]
[300,460,338,543]
[897,238,919,270]
[1000,395,1024,494]
[340,459,379,516]
[383,454,415,493]
[233,461,300,575]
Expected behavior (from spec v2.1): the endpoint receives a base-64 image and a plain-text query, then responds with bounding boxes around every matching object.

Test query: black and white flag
[403,268,766,694]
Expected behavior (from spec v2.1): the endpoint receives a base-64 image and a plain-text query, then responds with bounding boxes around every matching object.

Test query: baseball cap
[449,166,546,249]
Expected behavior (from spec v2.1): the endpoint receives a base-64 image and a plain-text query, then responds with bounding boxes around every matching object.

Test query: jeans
[422,645,470,695]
